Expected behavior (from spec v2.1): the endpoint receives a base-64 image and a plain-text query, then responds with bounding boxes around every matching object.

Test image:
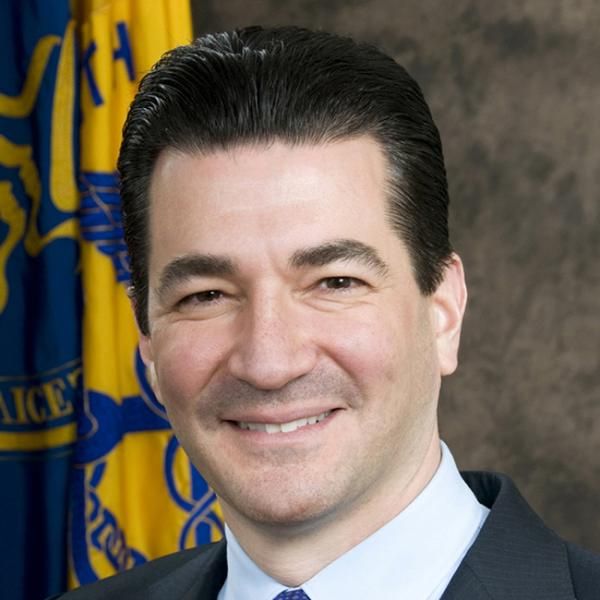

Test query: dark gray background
[191,0,600,551]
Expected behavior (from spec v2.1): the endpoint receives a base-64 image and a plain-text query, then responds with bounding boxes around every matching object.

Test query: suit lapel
[145,540,227,600]
[440,562,493,599]
[442,472,576,600]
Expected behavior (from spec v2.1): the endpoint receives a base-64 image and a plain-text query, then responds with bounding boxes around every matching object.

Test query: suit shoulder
[48,543,224,599]
[566,542,600,600]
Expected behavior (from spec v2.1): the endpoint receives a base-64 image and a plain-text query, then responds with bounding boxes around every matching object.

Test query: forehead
[147,137,396,267]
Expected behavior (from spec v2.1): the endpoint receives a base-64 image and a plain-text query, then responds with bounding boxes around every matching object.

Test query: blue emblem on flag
[79,171,130,283]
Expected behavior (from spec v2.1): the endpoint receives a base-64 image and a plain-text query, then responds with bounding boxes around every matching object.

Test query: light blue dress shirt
[218,442,489,600]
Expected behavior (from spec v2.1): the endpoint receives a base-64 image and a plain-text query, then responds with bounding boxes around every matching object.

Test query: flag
[0,1,81,599]
[69,0,224,589]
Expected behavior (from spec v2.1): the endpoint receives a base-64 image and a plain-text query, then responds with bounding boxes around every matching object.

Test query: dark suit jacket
[49,472,600,599]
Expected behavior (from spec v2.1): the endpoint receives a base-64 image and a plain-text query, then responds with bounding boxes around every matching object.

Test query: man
[53,26,600,599]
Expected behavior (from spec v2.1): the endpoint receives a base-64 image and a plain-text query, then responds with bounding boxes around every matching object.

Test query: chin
[220,483,340,530]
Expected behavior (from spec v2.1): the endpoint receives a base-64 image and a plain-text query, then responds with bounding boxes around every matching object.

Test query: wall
[191,0,600,551]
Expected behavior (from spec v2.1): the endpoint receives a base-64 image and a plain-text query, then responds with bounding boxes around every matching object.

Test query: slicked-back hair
[118,26,452,335]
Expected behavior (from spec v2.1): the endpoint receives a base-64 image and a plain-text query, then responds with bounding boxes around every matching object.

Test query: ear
[431,253,467,376]
[132,298,164,406]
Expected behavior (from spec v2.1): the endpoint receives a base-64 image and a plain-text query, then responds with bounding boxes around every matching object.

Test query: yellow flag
[70,0,223,587]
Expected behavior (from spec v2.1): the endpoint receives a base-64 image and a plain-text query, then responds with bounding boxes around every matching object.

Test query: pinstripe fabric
[442,472,581,600]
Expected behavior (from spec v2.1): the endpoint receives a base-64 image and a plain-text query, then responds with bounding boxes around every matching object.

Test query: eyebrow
[289,239,390,277]
[156,239,389,302]
[157,254,236,302]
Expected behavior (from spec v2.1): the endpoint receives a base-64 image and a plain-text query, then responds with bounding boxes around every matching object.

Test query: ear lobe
[432,254,467,376]
[135,312,165,406]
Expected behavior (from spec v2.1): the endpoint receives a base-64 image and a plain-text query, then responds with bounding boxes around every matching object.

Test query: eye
[178,289,225,307]
[317,276,366,292]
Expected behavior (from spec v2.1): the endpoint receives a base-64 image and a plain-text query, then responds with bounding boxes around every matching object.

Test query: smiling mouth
[236,410,332,434]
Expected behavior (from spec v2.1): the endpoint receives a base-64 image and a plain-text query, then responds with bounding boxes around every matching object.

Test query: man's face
[141,137,465,533]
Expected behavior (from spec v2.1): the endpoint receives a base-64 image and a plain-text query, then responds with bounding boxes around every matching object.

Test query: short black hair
[118,26,452,335]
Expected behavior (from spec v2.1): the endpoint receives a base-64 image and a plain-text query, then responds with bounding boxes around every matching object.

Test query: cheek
[152,322,230,410]
[315,297,435,403]
[317,310,404,389]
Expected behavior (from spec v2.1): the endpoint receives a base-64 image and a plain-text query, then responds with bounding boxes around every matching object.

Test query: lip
[221,405,343,425]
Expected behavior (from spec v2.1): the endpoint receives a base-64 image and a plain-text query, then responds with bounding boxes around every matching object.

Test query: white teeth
[265,423,280,434]
[246,422,266,432]
[280,421,298,433]
[237,410,332,434]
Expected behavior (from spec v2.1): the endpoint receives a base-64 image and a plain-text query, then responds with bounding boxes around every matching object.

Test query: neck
[221,431,442,587]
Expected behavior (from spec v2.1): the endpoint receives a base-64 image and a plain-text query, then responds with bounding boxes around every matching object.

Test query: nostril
[227,333,318,391]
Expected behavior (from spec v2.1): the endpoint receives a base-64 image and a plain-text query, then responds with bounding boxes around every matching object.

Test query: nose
[227,293,317,390]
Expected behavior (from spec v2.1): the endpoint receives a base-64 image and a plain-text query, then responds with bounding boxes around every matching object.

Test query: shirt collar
[220,442,489,600]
